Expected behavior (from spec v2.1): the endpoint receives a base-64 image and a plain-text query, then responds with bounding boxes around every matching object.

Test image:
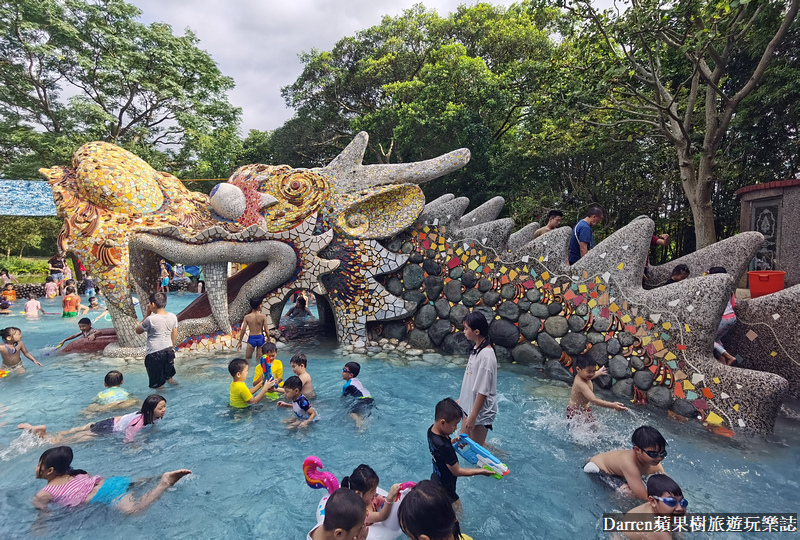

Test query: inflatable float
[303,456,414,540]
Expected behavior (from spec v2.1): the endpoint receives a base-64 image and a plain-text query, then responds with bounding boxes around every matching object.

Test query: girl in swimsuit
[18,395,166,444]
[0,327,42,373]
[33,445,190,514]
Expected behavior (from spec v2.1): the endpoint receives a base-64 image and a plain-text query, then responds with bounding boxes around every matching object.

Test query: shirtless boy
[237,297,270,360]
[1,327,42,373]
[568,354,627,420]
[278,353,314,397]
[618,474,688,540]
[584,426,668,499]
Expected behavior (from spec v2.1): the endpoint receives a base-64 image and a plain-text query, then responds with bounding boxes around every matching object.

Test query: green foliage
[0,256,50,276]
[0,216,63,258]
[0,0,241,178]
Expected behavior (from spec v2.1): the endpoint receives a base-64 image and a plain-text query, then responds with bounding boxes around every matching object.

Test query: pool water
[1,292,799,539]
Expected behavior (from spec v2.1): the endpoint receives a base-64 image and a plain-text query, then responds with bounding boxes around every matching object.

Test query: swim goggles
[653,496,688,508]
[342,368,351,374]
[640,448,668,459]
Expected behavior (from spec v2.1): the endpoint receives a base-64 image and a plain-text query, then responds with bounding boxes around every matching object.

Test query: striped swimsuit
[42,474,103,507]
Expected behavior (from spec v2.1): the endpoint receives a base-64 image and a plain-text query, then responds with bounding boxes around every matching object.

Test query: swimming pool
[1,292,798,539]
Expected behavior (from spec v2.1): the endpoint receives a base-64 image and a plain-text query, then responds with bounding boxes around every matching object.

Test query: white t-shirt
[141,312,178,355]
[458,344,498,425]
[307,525,320,539]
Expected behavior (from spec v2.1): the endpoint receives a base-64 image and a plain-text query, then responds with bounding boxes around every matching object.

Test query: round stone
[575,303,588,316]
[618,331,635,347]
[428,319,453,346]
[545,359,574,383]
[529,303,550,318]
[434,298,451,318]
[408,328,433,350]
[403,264,425,290]
[633,370,653,391]
[560,332,588,356]
[612,378,634,398]
[441,332,472,355]
[518,300,531,312]
[444,280,463,303]
[386,277,403,297]
[473,306,496,325]
[462,288,482,307]
[495,346,512,364]
[424,249,436,259]
[449,267,463,279]
[387,238,402,252]
[461,272,478,289]
[518,313,540,340]
[592,317,610,332]
[544,316,568,337]
[670,398,697,418]
[568,315,585,332]
[401,242,414,254]
[512,343,545,366]
[423,259,442,276]
[526,288,541,302]
[403,290,426,307]
[482,291,501,306]
[500,284,517,300]
[647,386,673,408]
[608,355,632,379]
[424,276,444,301]
[489,319,520,348]
[586,332,605,344]
[587,342,609,366]
[414,304,437,330]
[497,301,520,322]
[449,304,470,329]
[630,356,645,370]
[547,303,563,316]
[478,278,493,292]
[607,338,621,355]
[595,374,613,390]
[382,321,407,341]
[536,333,562,359]
[409,252,424,264]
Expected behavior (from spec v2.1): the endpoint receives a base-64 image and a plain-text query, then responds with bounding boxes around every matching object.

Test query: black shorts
[89,418,115,435]
[350,397,374,416]
[144,347,176,388]
[430,472,459,502]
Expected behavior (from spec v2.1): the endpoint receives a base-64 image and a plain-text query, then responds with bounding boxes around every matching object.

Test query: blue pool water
[0,292,799,539]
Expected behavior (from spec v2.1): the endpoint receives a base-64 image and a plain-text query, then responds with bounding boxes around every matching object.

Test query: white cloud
[129,0,515,133]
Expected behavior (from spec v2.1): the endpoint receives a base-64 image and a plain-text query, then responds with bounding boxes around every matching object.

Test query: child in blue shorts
[342,361,373,428]
[278,375,317,428]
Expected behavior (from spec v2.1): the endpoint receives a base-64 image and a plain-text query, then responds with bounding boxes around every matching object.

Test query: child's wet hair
[632,425,667,451]
[149,292,168,309]
[263,342,277,354]
[228,358,248,377]
[89,297,97,303]
[140,394,166,425]
[574,354,595,370]
[290,353,307,367]
[0,269,7,275]
[65,279,75,287]
[78,317,91,325]
[45,276,54,283]
[344,361,360,377]
[647,474,683,498]
[0,302,9,309]
[671,264,690,277]
[1,327,20,340]
[3,283,12,289]
[38,446,87,477]
[104,370,123,386]
[340,464,379,494]
[321,488,367,532]
[399,480,462,540]
[283,375,302,391]
[249,297,263,310]
[65,286,76,294]
[29,293,37,300]
[296,296,307,309]
[435,397,464,423]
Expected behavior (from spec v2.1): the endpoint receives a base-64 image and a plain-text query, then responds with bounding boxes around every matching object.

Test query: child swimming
[32,445,190,513]
[340,464,401,527]
[0,327,42,373]
[277,375,317,428]
[568,354,627,421]
[82,371,138,415]
[18,395,167,444]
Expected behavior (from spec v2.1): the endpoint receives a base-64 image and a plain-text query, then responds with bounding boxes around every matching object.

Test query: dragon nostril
[290,180,301,190]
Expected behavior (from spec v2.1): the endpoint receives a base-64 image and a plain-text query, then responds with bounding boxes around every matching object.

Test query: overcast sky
[129,1,521,134]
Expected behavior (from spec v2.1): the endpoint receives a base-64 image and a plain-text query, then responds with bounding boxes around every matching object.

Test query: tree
[0,0,240,178]
[566,0,800,248]
[0,216,62,257]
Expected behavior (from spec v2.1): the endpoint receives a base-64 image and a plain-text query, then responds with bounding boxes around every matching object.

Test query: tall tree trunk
[69,252,83,282]
[676,144,717,249]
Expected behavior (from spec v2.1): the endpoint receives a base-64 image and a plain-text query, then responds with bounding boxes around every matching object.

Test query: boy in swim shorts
[568,354,627,421]
[1,326,42,373]
[584,425,668,499]
[618,474,688,540]
[159,262,170,293]
[237,297,270,361]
